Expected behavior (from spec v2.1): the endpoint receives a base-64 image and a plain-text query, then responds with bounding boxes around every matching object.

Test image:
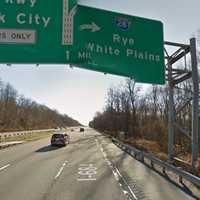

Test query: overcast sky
[0,0,200,125]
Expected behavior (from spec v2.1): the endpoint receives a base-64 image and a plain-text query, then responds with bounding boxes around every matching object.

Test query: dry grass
[125,139,162,154]
[1,131,53,143]
[123,138,200,176]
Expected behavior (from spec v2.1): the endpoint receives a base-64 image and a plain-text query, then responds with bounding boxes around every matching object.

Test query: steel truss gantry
[164,38,199,167]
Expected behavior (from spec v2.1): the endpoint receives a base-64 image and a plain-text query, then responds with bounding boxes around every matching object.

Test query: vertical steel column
[190,38,199,167]
[168,62,175,161]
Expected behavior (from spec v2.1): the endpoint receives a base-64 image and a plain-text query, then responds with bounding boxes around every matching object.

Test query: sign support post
[168,62,175,161]
[190,38,199,167]
[165,39,199,168]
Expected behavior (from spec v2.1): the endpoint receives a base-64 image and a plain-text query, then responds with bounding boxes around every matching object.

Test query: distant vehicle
[80,128,84,132]
[64,133,70,143]
[51,133,69,147]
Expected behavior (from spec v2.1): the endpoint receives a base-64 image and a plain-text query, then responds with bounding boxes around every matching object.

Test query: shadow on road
[35,145,61,153]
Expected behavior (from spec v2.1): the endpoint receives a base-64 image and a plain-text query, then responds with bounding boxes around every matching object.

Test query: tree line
[0,79,80,132]
[90,33,200,158]
[89,76,198,156]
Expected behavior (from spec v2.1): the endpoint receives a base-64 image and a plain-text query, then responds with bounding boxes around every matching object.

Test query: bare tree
[0,79,80,131]
[125,79,140,137]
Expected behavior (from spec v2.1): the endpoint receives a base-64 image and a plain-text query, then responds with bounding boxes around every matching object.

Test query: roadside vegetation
[89,78,200,175]
[0,79,81,132]
[0,131,53,143]
[90,31,200,175]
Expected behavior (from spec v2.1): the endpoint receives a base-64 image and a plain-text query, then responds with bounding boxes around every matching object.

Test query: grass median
[0,131,53,143]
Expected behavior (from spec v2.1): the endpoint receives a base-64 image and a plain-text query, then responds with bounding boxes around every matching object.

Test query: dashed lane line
[54,161,68,180]
[0,164,10,172]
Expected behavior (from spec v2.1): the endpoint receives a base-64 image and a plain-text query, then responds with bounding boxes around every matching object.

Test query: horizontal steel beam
[173,72,192,85]
[164,41,190,48]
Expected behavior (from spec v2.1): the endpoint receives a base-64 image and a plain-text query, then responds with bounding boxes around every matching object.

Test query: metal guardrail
[112,137,200,188]
[0,129,58,141]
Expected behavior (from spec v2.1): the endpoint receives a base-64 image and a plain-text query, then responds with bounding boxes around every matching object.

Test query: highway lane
[0,129,127,200]
[0,137,52,167]
[0,128,197,200]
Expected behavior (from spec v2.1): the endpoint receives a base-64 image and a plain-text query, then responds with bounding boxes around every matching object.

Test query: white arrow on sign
[80,22,101,32]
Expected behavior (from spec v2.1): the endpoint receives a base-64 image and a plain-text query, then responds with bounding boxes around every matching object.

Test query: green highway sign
[0,0,78,64]
[73,5,165,84]
[0,1,165,84]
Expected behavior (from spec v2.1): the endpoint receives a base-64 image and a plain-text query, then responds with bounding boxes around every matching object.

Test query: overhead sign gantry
[0,0,165,84]
[73,5,165,84]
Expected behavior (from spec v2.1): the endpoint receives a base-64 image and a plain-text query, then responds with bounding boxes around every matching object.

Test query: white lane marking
[77,163,97,181]
[77,178,96,181]
[55,161,68,179]
[115,167,138,200]
[0,164,10,171]
[96,139,138,200]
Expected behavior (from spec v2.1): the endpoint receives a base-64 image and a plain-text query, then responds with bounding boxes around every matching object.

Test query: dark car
[80,128,84,132]
[51,133,69,147]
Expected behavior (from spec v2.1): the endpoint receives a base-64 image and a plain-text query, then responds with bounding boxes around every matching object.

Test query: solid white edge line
[97,139,138,200]
[0,164,10,171]
[115,167,138,200]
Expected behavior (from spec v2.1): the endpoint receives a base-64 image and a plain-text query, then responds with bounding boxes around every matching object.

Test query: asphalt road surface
[0,128,197,200]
